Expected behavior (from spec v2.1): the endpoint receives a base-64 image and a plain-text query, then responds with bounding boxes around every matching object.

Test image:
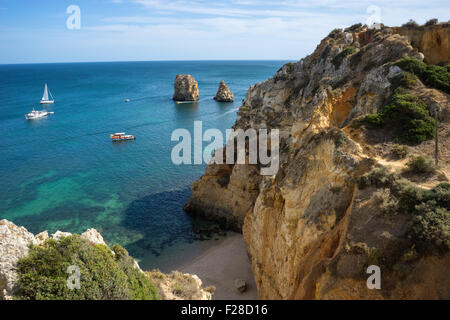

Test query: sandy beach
[180,232,258,300]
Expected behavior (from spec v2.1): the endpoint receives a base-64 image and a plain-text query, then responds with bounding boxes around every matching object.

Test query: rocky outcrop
[186,23,450,299]
[147,270,214,300]
[393,23,449,65]
[173,74,199,101]
[51,230,72,241]
[80,228,106,245]
[0,220,212,300]
[184,161,261,231]
[35,231,49,246]
[0,222,109,300]
[214,80,234,102]
[0,219,36,299]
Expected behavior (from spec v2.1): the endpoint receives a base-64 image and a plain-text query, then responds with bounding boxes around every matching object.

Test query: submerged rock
[173,74,199,101]
[214,80,234,102]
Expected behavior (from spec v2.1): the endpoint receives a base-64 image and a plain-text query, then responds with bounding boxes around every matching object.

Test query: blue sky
[0,0,448,64]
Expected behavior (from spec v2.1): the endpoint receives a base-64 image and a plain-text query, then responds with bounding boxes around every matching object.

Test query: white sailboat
[40,83,55,104]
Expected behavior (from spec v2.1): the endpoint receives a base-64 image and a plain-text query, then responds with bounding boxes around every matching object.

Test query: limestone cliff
[186,23,450,299]
[393,23,449,65]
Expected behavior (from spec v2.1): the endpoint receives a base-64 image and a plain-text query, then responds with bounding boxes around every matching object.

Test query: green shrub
[406,155,436,174]
[359,166,399,188]
[393,72,417,89]
[374,188,399,213]
[384,92,435,144]
[16,236,160,300]
[361,167,450,251]
[363,90,435,144]
[364,61,377,71]
[391,144,409,159]
[169,271,200,299]
[363,113,384,128]
[402,19,419,27]
[332,46,357,69]
[112,244,160,300]
[285,62,295,72]
[393,58,450,93]
[424,18,438,26]
[409,205,449,250]
[334,129,348,147]
[345,23,363,32]
[328,28,342,39]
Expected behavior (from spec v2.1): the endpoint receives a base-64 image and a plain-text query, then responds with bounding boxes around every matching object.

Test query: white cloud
[80,0,449,61]
[2,0,448,62]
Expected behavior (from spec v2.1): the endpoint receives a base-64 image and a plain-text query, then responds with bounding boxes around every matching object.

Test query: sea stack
[214,80,234,102]
[173,74,199,101]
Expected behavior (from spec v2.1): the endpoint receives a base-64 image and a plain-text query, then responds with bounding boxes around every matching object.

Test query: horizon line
[0,58,294,66]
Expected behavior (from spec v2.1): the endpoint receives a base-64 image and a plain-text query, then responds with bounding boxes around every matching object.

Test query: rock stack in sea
[173,74,199,101]
[214,80,234,102]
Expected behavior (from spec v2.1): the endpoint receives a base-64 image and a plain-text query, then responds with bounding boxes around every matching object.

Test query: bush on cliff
[112,244,160,300]
[406,155,437,174]
[364,89,435,144]
[360,167,450,251]
[393,58,450,94]
[332,46,356,69]
[424,18,438,26]
[16,235,160,300]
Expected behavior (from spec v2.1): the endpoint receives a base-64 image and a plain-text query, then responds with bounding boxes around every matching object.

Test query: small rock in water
[214,80,234,102]
[234,279,247,293]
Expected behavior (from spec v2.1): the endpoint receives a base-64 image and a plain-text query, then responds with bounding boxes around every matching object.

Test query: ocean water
[0,60,285,269]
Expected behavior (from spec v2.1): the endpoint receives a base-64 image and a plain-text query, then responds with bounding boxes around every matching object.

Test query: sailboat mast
[42,83,49,101]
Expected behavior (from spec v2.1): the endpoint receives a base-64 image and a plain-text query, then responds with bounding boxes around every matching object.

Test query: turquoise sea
[0,61,285,269]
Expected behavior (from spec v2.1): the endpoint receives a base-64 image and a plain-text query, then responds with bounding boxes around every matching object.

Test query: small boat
[110,132,136,141]
[25,108,54,120]
[124,99,130,102]
[40,83,55,104]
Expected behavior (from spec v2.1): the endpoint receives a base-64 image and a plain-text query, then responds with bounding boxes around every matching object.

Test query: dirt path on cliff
[179,232,258,300]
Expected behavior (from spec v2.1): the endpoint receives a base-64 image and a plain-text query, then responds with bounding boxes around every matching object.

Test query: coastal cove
[0,60,287,273]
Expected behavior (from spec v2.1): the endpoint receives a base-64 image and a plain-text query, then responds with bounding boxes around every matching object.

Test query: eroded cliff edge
[185,23,450,299]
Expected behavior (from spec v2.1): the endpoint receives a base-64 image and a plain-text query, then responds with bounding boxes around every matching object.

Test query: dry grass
[146,269,214,300]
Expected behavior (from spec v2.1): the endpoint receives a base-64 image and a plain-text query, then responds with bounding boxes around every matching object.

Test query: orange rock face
[393,24,450,65]
[186,24,450,300]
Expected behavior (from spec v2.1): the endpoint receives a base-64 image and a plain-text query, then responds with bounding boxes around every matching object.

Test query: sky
[0,0,448,64]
